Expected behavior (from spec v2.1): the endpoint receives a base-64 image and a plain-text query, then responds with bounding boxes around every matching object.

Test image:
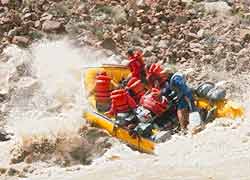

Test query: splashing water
[2,39,118,166]
[6,39,112,136]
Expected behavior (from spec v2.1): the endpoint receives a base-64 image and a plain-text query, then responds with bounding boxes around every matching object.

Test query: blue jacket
[170,73,192,98]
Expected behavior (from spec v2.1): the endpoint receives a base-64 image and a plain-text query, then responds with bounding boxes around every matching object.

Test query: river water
[1,39,250,180]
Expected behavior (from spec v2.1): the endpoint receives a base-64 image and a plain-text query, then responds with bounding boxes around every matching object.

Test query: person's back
[169,72,192,101]
[168,72,195,132]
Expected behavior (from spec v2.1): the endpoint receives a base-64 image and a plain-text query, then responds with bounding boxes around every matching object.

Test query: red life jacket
[128,55,144,79]
[146,63,167,88]
[126,77,145,103]
[110,89,131,113]
[140,90,168,116]
[95,74,111,103]
[133,51,145,67]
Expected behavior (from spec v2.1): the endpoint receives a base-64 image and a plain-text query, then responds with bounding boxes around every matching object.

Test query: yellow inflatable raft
[83,65,244,154]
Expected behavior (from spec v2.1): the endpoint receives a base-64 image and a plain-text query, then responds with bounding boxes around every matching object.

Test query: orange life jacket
[146,63,167,88]
[140,90,168,116]
[110,89,131,113]
[126,77,145,103]
[128,53,145,79]
[95,74,111,103]
[133,51,145,67]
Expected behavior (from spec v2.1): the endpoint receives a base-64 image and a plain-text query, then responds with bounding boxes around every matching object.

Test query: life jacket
[126,77,145,103]
[146,63,167,88]
[133,51,145,67]
[95,74,111,103]
[128,56,144,79]
[110,89,131,113]
[140,89,168,116]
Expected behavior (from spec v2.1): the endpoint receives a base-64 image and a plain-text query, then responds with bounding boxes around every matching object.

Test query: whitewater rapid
[1,39,250,180]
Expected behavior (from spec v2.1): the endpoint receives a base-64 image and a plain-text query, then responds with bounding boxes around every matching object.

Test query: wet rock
[144,46,154,57]
[100,37,117,51]
[141,24,154,34]
[128,30,145,46]
[0,167,7,175]
[0,7,5,13]
[239,29,250,43]
[7,168,20,176]
[83,127,110,144]
[10,147,26,164]
[12,36,30,47]
[0,129,11,141]
[42,20,65,33]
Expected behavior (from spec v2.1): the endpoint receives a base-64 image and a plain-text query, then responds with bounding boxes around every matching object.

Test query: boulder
[12,36,30,47]
[0,129,11,141]
[42,20,65,33]
[112,5,127,24]
[239,29,250,43]
[100,37,117,51]
[7,168,20,176]
[143,46,154,57]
